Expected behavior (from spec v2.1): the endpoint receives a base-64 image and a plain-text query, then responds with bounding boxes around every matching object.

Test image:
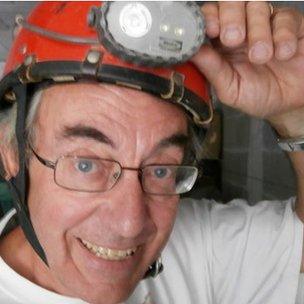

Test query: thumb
[191,45,238,106]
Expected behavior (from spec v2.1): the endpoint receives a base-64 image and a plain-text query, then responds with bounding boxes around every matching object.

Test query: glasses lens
[142,165,198,195]
[55,157,121,192]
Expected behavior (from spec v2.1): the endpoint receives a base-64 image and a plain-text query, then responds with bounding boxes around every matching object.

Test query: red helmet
[0,1,212,272]
[1,1,212,125]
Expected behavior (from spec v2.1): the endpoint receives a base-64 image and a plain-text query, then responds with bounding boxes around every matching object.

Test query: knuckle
[273,27,296,42]
[275,6,298,16]
[246,1,270,14]
[219,3,246,29]
[201,3,218,16]
[219,1,245,17]
[273,7,301,26]
[272,14,298,36]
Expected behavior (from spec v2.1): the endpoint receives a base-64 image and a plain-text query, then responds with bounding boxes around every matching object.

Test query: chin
[54,258,147,304]
[71,280,139,304]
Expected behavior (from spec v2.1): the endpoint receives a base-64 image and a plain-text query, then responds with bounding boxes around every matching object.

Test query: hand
[192,2,304,127]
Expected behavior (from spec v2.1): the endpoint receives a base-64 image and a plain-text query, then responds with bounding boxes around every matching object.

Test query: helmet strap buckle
[18,55,40,84]
[144,256,164,279]
[81,50,103,76]
[161,72,185,103]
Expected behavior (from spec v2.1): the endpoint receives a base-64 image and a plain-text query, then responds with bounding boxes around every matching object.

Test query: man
[0,1,303,304]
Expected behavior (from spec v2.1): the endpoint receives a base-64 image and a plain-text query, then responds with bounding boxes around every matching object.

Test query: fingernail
[250,42,270,62]
[223,27,242,42]
[277,43,295,59]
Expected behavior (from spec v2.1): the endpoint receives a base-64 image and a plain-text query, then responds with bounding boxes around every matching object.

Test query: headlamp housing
[89,1,206,67]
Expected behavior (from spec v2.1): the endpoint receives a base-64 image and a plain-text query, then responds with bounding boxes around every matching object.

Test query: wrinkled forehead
[35,82,188,137]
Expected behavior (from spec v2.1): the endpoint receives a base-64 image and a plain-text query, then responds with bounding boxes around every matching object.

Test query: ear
[0,144,19,180]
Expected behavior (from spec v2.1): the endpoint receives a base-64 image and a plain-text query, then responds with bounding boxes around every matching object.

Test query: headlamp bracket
[161,72,185,103]
[4,91,17,104]
[81,50,103,76]
[161,71,213,126]
[18,55,41,84]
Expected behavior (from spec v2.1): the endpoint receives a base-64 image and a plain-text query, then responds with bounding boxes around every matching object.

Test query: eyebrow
[60,124,188,152]
[61,124,115,147]
[156,133,189,151]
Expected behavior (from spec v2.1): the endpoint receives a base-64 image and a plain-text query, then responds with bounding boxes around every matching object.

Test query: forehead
[36,83,187,129]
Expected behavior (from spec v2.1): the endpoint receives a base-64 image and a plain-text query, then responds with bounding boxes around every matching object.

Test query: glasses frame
[30,148,199,196]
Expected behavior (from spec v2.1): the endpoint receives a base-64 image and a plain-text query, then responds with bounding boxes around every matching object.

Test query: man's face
[27,83,188,303]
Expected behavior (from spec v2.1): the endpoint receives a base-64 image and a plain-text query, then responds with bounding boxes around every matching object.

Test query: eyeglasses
[30,149,199,195]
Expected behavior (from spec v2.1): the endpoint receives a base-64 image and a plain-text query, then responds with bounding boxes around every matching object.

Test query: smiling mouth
[80,239,138,261]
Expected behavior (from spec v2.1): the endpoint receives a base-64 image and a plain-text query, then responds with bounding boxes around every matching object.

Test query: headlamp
[89,1,206,67]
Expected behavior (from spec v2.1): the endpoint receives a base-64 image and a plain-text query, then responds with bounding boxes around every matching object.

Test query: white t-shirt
[0,198,302,304]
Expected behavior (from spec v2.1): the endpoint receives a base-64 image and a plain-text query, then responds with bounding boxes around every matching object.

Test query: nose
[106,169,156,239]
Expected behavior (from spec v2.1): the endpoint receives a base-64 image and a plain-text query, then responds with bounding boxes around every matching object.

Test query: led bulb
[175,27,185,36]
[119,3,152,38]
[160,24,170,33]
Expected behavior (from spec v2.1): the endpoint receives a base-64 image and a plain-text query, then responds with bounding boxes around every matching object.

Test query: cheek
[142,196,179,265]
[28,159,94,223]
[148,196,179,240]
[27,165,96,258]
[29,188,96,238]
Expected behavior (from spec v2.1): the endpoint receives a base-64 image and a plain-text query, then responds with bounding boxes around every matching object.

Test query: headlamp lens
[119,3,152,38]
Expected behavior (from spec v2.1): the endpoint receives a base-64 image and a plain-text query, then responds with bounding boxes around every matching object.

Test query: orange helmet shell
[2,1,212,125]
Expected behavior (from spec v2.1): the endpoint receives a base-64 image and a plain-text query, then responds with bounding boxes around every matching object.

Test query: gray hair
[184,120,206,165]
[0,89,43,155]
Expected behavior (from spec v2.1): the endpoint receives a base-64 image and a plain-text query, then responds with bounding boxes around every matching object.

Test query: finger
[201,3,220,39]
[219,1,246,47]
[247,2,274,64]
[191,45,238,106]
[272,8,303,60]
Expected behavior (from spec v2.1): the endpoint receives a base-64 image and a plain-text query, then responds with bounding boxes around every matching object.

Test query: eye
[76,159,94,173]
[153,167,170,179]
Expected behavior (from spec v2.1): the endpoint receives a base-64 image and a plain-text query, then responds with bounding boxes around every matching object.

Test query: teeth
[80,239,137,260]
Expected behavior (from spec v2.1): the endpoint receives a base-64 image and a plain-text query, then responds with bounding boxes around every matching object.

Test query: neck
[0,226,56,292]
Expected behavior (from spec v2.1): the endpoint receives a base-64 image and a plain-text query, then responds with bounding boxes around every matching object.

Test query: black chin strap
[9,84,48,265]
[144,257,164,279]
